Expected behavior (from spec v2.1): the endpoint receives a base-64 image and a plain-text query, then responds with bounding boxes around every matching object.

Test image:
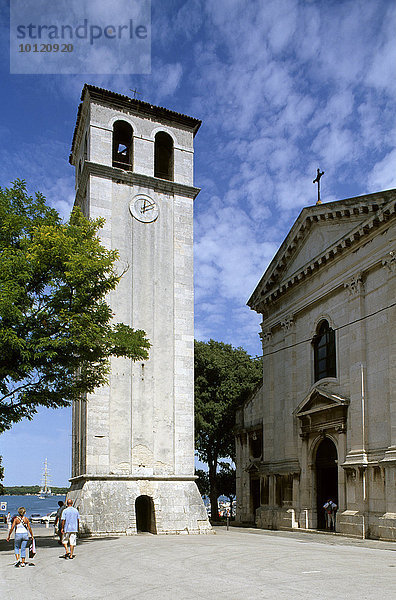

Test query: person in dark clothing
[54,501,66,545]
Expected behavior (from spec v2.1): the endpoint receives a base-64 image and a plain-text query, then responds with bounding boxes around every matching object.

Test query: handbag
[29,537,36,558]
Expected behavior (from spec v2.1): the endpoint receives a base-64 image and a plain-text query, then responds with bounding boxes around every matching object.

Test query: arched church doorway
[315,437,338,529]
[135,495,157,534]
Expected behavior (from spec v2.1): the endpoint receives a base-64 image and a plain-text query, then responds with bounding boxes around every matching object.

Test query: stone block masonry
[69,85,211,535]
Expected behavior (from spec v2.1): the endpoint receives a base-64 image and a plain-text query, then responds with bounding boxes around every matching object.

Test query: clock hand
[141,200,155,213]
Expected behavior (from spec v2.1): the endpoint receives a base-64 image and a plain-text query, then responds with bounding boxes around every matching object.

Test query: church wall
[237,195,396,539]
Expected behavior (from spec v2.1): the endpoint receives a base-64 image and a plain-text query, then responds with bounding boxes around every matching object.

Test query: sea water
[0,494,66,523]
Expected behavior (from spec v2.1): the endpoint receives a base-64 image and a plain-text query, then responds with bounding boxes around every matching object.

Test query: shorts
[62,532,77,546]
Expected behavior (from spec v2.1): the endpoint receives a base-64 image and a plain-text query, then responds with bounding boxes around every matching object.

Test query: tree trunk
[208,458,218,521]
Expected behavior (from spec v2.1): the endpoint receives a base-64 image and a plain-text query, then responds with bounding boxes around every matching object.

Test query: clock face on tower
[129,194,159,223]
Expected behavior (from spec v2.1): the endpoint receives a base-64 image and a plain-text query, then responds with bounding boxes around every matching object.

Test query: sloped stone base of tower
[68,477,212,536]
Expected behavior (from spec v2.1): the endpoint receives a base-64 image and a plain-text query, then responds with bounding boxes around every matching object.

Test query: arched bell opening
[315,437,338,529]
[135,495,157,534]
[154,131,174,180]
[112,120,133,170]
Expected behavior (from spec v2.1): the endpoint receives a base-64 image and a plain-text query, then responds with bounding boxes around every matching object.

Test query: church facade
[235,190,396,540]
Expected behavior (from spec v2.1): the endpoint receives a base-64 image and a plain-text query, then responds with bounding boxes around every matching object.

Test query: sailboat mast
[41,458,51,494]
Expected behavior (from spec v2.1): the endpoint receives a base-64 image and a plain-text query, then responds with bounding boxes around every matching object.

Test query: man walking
[61,499,80,559]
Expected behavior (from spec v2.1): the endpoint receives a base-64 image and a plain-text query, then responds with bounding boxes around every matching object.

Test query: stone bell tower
[68,85,210,535]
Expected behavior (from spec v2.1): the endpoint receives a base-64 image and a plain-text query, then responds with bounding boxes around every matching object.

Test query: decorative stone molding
[259,328,272,343]
[344,467,357,480]
[344,273,364,296]
[382,251,396,273]
[294,386,349,438]
[281,315,294,332]
[335,424,346,434]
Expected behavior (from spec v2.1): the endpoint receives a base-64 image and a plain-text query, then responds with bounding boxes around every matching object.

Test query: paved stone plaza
[1,526,395,599]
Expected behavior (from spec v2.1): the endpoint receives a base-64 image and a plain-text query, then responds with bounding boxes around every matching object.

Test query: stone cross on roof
[313,168,325,205]
[129,88,141,99]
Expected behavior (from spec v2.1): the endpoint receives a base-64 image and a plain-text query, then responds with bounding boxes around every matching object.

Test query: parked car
[30,513,42,523]
[40,511,57,524]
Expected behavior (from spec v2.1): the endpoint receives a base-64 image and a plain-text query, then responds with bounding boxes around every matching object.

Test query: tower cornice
[75,161,201,207]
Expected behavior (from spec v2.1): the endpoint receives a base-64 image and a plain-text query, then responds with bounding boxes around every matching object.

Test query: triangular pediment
[280,217,364,282]
[248,189,396,311]
[294,386,349,418]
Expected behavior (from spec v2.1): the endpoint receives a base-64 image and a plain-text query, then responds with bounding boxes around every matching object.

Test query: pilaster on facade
[342,450,368,468]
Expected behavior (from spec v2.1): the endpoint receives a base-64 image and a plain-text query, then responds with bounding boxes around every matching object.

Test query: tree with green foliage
[0,180,150,434]
[195,469,209,498]
[194,339,262,520]
[3,485,68,495]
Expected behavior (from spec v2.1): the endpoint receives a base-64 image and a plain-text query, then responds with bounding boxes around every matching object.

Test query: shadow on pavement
[0,533,120,553]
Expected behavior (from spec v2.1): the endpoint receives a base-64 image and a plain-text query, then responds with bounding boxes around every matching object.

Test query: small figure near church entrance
[323,499,337,531]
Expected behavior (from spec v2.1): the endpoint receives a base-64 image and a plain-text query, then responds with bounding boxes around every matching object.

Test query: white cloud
[187,0,396,354]
[150,62,183,100]
[194,198,278,351]
[311,125,357,168]
[367,149,396,192]
[266,0,299,54]
[0,137,74,220]
[42,176,75,221]
[8,0,395,360]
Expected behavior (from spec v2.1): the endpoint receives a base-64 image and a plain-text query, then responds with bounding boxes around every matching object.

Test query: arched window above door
[313,320,336,382]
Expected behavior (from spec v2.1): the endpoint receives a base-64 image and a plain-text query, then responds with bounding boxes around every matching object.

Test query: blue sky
[1,0,395,486]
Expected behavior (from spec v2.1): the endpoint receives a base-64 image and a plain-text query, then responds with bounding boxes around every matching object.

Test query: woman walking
[6,507,34,567]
